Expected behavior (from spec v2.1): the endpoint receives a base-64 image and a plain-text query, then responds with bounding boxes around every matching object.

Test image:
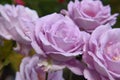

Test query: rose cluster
[0,0,119,80]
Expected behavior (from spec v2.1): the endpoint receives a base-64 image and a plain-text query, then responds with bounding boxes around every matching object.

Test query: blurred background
[0,0,120,80]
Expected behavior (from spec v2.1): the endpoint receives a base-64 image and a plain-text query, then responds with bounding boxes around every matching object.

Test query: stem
[45,72,48,80]
[69,72,72,80]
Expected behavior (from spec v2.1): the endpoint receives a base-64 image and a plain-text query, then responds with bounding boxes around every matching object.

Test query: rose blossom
[0,4,38,55]
[14,0,25,5]
[15,55,64,80]
[29,13,89,61]
[61,0,118,32]
[83,24,120,80]
[28,13,88,75]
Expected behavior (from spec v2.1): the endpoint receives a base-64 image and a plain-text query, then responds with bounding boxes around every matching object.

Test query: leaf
[0,40,13,61]
[6,51,24,71]
[0,39,23,71]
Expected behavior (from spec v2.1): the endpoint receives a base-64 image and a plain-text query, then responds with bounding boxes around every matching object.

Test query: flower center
[81,1,100,17]
[37,59,52,71]
[112,55,120,61]
[106,42,120,61]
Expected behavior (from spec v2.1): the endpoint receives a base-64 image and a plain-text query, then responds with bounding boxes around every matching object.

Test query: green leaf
[0,40,13,61]
[7,52,23,71]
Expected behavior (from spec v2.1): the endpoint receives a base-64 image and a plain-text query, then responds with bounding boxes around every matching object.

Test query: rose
[30,13,89,61]
[15,55,64,80]
[14,0,25,5]
[83,24,120,80]
[0,4,38,55]
[61,0,118,32]
[28,13,88,75]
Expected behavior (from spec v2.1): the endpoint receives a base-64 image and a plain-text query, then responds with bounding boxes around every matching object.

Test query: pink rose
[14,0,25,5]
[29,13,89,61]
[15,55,64,80]
[0,4,38,55]
[61,0,118,32]
[83,24,120,80]
[28,13,88,75]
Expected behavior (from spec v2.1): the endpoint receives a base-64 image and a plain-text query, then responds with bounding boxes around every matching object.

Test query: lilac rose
[83,24,120,80]
[28,13,87,75]
[29,13,89,61]
[15,55,64,80]
[61,0,118,32]
[0,4,38,55]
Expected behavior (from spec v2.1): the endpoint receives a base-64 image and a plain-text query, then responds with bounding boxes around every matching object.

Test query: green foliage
[6,51,23,71]
[0,40,23,73]
[0,0,12,4]
[0,40,13,61]
[25,0,69,16]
